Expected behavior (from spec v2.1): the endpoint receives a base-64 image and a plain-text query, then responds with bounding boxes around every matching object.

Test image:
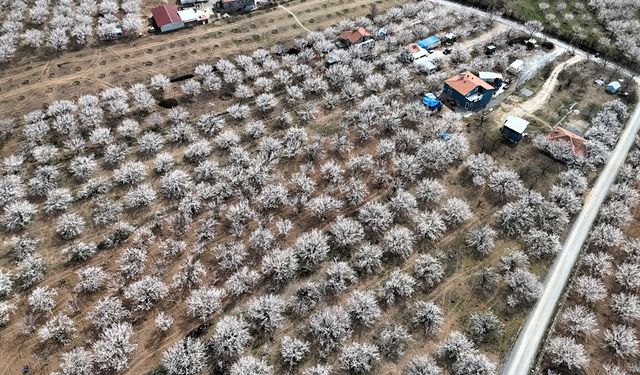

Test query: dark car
[443,48,452,55]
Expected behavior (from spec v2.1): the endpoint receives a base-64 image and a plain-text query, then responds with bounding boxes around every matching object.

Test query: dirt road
[504,55,585,125]
[0,0,403,119]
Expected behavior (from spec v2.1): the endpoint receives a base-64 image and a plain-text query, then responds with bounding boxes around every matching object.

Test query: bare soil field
[0,0,400,120]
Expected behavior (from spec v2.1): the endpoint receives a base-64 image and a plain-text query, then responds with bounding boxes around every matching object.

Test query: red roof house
[547,126,586,158]
[338,28,373,46]
[445,72,495,96]
[152,5,184,33]
[443,71,495,110]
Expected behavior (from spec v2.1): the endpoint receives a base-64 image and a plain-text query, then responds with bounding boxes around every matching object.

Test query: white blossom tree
[92,322,137,373]
[163,337,208,375]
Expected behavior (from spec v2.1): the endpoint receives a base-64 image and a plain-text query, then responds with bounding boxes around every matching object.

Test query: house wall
[160,21,185,32]
[467,90,493,111]
[443,83,466,105]
[500,126,523,142]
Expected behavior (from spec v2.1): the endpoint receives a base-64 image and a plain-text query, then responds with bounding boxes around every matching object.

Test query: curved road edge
[423,1,640,373]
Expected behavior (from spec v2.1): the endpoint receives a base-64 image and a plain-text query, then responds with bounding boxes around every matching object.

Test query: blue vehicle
[422,93,442,111]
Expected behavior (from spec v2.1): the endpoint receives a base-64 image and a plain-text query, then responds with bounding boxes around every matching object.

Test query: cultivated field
[0,0,637,375]
[0,0,402,119]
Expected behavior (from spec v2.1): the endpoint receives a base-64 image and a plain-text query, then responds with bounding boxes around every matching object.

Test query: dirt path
[0,0,399,119]
[501,55,585,128]
[278,4,313,33]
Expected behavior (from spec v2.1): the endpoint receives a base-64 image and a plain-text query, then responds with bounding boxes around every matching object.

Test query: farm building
[500,115,529,143]
[443,71,495,111]
[607,81,621,94]
[479,71,504,86]
[178,8,198,23]
[507,59,524,74]
[415,58,438,73]
[152,5,184,33]
[417,35,441,50]
[405,43,428,60]
[338,28,373,46]
[547,126,586,158]
[219,0,255,12]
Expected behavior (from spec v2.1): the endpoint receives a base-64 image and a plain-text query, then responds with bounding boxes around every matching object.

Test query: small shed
[501,115,529,143]
[415,58,437,73]
[417,35,441,50]
[152,5,184,33]
[178,8,198,23]
[507,60,524,75]
[422,93,442,111]
[405,43,428,60]
[606,81,621,94]
[485,45,496,55]
[479,71,504,86]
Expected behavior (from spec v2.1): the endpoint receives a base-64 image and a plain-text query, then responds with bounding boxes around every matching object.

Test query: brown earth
[0,0,399,120]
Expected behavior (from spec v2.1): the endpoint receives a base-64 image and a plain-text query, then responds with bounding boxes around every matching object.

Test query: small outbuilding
[606,81,621,94]
[178,8,198,23]
[507,59,524,75]
[417,35,440,50]
[479,71,504,86]
[443,71,495,111]
[500,115,529,143]
[338,28,373,47]
[415,57,438,73]
[547,126,586,158]
[405,43,428,60]
[152,5,184,33]
[484,45,496,55]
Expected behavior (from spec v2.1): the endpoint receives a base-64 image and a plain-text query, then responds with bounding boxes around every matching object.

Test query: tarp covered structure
[417,35,440,50]
[422,93,442,110]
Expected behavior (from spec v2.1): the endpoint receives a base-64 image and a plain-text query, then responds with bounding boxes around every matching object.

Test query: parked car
[443,48,452,55]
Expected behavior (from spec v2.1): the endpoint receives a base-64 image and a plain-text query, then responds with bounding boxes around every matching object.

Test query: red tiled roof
[548,126,586,157]
[338,28,371,44]
[152,4,181,27]
[445,71,494,96]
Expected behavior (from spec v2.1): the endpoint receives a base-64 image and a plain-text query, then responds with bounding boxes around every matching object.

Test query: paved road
[503,82,640,375]
[424,1,640,374]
